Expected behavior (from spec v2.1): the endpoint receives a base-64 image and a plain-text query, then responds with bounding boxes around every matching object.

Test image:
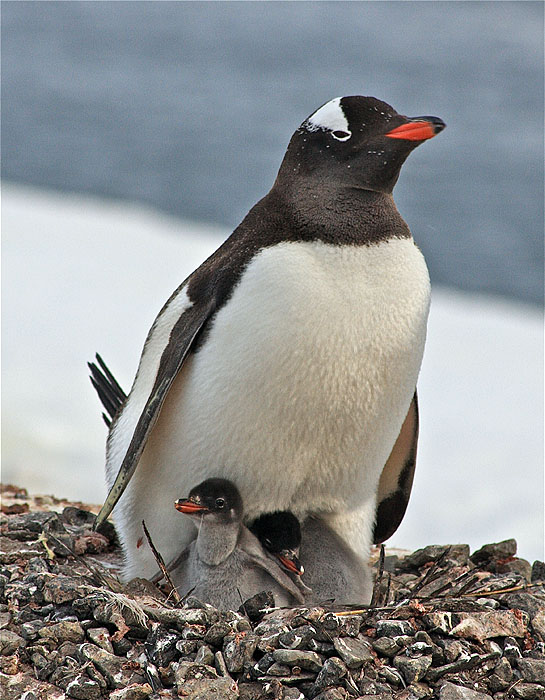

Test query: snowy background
[2,2,543,562]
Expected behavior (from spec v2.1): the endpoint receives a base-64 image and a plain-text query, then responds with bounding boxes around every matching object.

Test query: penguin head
[250,511,304,576]
[278,96,445,194]
[175,478,243,524]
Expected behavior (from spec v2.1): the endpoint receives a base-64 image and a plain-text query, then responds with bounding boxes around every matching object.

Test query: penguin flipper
[239,527,306,604]
[88,353,127,427]
[373,391,419,544]
[94,298,216,530]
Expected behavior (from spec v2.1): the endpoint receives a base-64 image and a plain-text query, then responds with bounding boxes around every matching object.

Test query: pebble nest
[1,484,544,700]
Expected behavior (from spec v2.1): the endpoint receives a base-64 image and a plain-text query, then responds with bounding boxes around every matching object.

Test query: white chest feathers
[143,238,429,506]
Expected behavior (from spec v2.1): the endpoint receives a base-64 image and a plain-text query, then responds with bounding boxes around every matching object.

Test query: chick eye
[215,498,225,509]
[332,130,351,141]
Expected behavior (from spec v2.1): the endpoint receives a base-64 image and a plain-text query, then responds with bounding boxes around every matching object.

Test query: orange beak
[175,498,208,514]
[277,553,304,576]
[385,117,445,141]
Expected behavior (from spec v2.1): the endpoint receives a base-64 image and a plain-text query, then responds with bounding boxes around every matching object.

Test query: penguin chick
[250,511,304,576]
[250,511,313,598]
[251,510,372,604]
[167,478,306,609]
[299,515,373,605]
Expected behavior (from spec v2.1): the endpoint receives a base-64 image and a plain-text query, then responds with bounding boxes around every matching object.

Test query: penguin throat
[271,184,411,247]
[196,518,240,566]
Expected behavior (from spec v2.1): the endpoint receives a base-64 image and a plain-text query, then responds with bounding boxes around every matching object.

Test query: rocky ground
[1,483,544,700]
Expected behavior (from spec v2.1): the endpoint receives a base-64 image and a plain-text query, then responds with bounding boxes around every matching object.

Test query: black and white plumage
[165,479,305,609]
[92,96,445,589]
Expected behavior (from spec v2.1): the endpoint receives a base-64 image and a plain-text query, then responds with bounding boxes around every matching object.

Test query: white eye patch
[305,97,352,141]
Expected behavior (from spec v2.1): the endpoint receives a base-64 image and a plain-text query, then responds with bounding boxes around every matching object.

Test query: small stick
[384,571,392,606]
[141,520,182,605]
[370,544,386,608]
[408,547,452,599]
[431,568,476,597]
[456,573,485,597]
[462,582,544,597]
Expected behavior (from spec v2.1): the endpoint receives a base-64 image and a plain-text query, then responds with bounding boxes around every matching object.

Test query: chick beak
[277,550,304,576]
[175,498,209,514]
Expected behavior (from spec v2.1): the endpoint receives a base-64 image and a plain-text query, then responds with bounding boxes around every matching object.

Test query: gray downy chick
[250,510,312,598]
[299,514,373,604]
[251,510,370,604]
[167,478,306,609]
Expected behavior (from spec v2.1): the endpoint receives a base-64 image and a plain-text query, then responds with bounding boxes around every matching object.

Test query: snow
[2,183,543,562]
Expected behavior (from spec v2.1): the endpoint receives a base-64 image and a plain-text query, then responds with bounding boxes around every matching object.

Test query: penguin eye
[264,538,272,549]
[331,130,351,142]
[215,498,226,509]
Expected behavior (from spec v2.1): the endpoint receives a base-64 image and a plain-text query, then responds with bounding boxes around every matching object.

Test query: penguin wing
[373,391,419,544]
[94,293,217,529]
[238,527,306,604]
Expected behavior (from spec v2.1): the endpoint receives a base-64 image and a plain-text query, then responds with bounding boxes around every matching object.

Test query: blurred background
[3,2,543,560]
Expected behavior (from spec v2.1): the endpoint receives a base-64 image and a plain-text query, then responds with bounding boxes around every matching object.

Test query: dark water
[3,1,543,303]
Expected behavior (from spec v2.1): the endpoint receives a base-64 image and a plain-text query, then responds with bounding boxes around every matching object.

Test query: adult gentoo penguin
[94,96,445,585]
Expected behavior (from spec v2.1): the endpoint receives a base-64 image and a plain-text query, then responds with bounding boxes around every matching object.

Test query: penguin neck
[265,180,411,246]
[195,516,241,566]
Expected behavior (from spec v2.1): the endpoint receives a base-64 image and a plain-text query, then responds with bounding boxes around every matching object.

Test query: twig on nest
[462,582,544,597]
[141,519,182,605]
[370,544,386,608]
[408,546,452,599]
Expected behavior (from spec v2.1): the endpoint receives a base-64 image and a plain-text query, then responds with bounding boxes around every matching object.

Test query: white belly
[113,238,430,579]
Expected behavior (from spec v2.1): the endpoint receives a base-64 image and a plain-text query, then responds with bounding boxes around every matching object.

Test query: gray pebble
[332,636,373,668]
[313,688,347,700]
[20,620,43,641]
[407,641,434,657]
[204,620,234,646]
[517,658,545,685]
[223,631,258,673]
[504,636,523,660]
[531,561,545,582]
[311,656,347,696]
[376,619,414,637]
[377,663,404,686]
[144,624,181,667]
[401,544,470,569]
[470,539,517,565]
[109,684,154,700]
[79,642,130,688]
[86,626,114,654]
[195,643,215,666]
[272,648,323,672]
[372,636,402,657]
[267,661,292,676]
[65,675,102,700]
[393,653,432,684]
[0,629,26,655]
[509,683,545,700]
[439,681,493,700]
